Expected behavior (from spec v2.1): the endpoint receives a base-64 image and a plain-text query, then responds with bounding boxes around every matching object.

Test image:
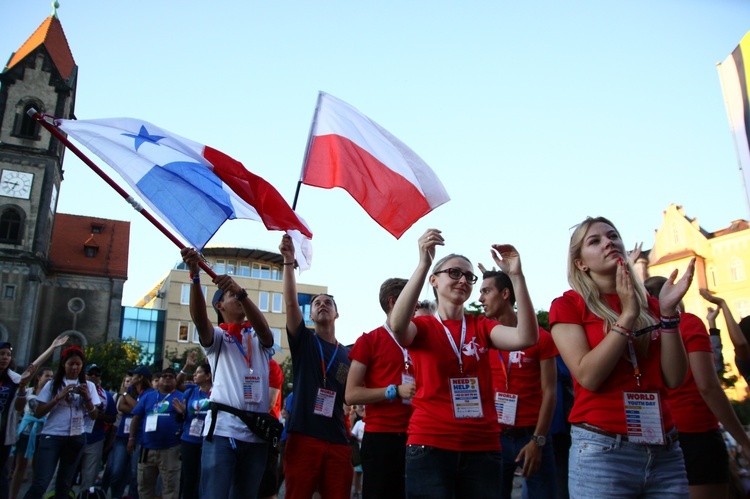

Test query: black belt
[501,426,536,439]
[573,423,678,445]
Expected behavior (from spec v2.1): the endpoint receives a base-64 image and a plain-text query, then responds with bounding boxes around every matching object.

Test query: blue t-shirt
[180,384,210,445]
[132,389,184,449]
[116,387,154,441]
[88,389,117,444]
[288,320,350,445]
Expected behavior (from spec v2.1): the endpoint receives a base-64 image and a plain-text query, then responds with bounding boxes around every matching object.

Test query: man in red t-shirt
[346,278,416,499]
[479,270,558,499]
[259,358,284,499]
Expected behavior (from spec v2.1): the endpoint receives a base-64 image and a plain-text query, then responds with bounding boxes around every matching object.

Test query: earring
[581,266,589,272]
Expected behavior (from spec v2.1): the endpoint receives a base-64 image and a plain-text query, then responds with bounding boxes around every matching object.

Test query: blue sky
[3,0,750,344]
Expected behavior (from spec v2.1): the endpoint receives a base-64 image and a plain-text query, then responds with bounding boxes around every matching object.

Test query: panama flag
[300,92,450,238]
[718,31,750,209]
[56,118,313,268]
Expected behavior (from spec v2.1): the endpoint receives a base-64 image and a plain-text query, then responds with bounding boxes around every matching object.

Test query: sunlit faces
[0,348,11,371]
[217,291,245,319]
[478,278,505,319]
[575,221,626,276]
[64,356,83,380]
[193,366,210,384]
[311,294,339,322]
[430,257,475,303]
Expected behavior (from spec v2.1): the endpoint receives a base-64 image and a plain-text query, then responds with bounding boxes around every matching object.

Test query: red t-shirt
[348,326,414,433]
[268,359,283,420]
[489,328,558,428]
[549,290,675,434]
[665,313,718,433]
[407,314,501,451]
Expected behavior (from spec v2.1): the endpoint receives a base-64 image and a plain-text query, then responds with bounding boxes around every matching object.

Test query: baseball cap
[212,289,225,324]
[86,364,102,375]
[127,365,152,379]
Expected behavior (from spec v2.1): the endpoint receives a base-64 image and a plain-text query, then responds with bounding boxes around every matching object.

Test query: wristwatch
[531,435,547,447]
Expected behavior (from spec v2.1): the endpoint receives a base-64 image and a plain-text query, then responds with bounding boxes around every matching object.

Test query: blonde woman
[550,217,694,498]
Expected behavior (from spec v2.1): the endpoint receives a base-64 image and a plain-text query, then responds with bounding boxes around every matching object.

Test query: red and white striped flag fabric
[300,92,450,238]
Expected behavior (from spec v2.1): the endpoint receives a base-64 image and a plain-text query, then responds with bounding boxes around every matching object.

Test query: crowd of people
[2,218,750,499]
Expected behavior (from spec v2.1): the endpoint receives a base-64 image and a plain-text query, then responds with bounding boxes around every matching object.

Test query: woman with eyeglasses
[23,345,101,499]
[549,217,694,498]
[389,228,539,499]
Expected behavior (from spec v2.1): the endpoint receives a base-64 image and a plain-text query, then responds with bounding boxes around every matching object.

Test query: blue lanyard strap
[315,334,339,387]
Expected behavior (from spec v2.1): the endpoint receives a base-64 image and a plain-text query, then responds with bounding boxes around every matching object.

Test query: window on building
[91,223,104,234]
[737,301,750,320]
[16,102,41,139]
[181,284,207,304]
[271,268,281,281]
[0,208,23,244]
[272,293,282,313]
[85,246,98,258]
[2,285,16,300]
[239,262,251,277]
[215,259,227,274]
[178,322,189,342]
[730,258,746,282]
[252,263,273,280]
[270,327,281,348]
[259,291,270,312]
[226,260,237,275]
[298,293,314,326]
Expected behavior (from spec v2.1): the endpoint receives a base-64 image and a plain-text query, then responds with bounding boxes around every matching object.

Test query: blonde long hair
[568,217,657,349]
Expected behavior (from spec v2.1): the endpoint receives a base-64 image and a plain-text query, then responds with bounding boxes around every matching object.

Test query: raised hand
[279,234,295,262]
[490,244,522,276]
[173,397,186,415]
[707,306,721,323]
[659,258,696,316]
[51,335,69,350]
[627,242,643,266]
[418,229,444,266]
[615,257,638,318]
[699,288,725,306]
[181,247,202,274]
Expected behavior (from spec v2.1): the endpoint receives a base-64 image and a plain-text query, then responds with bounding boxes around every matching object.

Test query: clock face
[0,170,33,199]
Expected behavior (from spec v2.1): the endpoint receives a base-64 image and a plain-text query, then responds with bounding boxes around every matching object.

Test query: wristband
[709,327,721,336]
[179,370,189,376]
[385,384,398,402]
[281,262,295,266]
[190,273,200,284]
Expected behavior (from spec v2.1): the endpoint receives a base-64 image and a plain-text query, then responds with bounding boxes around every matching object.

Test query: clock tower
[0,6,77,363]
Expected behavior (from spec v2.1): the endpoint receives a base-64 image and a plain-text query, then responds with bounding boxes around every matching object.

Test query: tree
[84,339,147,392]
[536,310,549,330]
[465,302,483,317]
[163,345,206,373]
[280,356,293,400]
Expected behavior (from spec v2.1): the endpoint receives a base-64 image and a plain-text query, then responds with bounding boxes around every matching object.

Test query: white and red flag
[299,92,450,238]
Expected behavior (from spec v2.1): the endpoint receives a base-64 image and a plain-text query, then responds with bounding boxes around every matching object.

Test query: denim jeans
[23,434,85,499]
[405,445,502,499]
[106,438,139,499]
[200,436,268,499]
[180,440,203,499]
[569,425,688,498]
[500,433,557,499]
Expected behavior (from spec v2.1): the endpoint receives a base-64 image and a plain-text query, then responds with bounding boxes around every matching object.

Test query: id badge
[449,377,483,419]
[401,373,415,406]
[123,416,132,434]
[314,388,336,418]
[145,413,159,432]
[84,414,96,434]
[623,391,665,445]
[494,392,518,425]
[244,375,262,403]
[70,415,83,436]
[188,418,205,437]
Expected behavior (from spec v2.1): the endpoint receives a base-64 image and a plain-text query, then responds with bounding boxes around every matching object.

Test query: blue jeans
[500,432,556,499]
[200,436,268,499]
[106,438,139,499]
[23,434,85,499]
[405,445,502,499]
[569,425,688,498]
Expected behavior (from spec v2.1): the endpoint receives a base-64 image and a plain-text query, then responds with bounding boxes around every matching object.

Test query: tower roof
[4,16,76,81]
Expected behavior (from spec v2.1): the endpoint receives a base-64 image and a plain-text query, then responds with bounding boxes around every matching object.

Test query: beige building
[639,204,750,398]
[136,247,327,366]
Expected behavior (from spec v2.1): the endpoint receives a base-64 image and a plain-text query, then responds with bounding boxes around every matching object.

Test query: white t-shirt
[36,379,101,436]
[203,326,273,443]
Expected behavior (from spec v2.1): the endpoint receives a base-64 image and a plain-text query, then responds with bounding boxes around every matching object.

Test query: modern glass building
[121,306,165,367]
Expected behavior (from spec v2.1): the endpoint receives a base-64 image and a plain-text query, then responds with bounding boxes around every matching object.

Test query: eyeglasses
[433,268,478,284]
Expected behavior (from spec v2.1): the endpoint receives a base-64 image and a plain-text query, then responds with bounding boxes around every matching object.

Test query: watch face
[0,170,33,199]
[533,435,547,446]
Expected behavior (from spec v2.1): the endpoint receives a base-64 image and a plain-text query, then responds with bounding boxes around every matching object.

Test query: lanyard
[153,391,173,414]
[625,339,642,387]
[434,312,467,374]
[499,353,510,391]
[231,327,253,371]
[315,334,339,387]
[383,322,412,373]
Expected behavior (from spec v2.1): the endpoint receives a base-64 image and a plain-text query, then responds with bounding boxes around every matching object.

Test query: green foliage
[731,398,750,425]
[163,345,206,371]
[536,310,549,330]
[280,356,293,400]
[465,302,483,317]
[84,339,147,392]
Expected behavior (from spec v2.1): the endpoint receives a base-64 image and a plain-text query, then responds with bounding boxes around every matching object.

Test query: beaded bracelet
[189,273,200,284]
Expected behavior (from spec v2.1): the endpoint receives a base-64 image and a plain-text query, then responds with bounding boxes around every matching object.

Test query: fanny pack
[206,402,283,447]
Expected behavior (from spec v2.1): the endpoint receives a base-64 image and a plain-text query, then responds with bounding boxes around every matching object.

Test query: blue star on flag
[122,125,166,151]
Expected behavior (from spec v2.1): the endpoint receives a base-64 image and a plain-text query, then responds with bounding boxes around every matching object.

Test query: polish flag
[300,92,450,238]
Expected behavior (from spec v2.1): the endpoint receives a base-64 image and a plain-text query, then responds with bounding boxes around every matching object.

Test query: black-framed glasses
[433,268,478,284]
